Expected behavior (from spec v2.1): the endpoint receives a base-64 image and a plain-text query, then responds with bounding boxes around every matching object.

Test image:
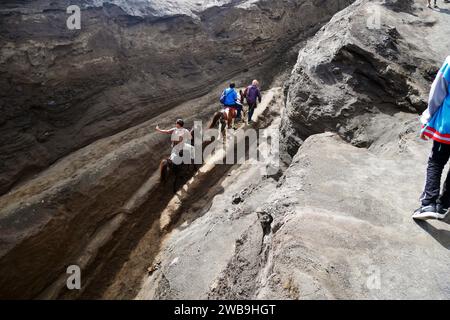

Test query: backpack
[220,89,232,105]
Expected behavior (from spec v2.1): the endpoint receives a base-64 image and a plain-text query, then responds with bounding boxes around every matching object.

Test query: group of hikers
[220,80,262,126]
[155,80,262,168]
[154,55,450,224]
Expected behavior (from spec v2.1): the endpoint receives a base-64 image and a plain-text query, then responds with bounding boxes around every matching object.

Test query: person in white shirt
[155,119,194,165]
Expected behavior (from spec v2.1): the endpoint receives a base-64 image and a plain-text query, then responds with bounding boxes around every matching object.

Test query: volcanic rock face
[280,0,444,156]
[0,0,353,196]
[88,0,235,18]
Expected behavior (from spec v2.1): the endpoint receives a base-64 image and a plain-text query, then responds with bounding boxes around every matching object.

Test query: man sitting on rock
[413,55,450,220]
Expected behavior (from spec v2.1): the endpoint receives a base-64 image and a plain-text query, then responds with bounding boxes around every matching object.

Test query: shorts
[170,144,195,165]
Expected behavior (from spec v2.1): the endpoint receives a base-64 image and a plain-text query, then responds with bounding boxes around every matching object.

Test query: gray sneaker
[413,204,447,221]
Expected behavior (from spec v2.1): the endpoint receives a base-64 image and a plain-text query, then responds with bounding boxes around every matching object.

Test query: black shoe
[436,204,449,216]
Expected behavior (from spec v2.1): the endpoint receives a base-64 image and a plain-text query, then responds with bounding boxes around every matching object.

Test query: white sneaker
[413,211,447,221]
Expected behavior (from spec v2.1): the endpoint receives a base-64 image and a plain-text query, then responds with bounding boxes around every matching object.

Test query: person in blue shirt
[413,56,450,220]
[221,83,243,121]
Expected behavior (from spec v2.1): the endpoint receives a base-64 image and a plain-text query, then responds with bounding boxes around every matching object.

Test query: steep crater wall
[0,0,354,196]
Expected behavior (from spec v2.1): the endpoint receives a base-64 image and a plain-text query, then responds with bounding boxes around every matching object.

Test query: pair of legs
[421,140,450,209]
[237,105,242,120]
[247,102,257,123]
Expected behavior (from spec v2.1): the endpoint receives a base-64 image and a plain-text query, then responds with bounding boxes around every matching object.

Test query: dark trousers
[421,140,450,208]
[248,102,257,122]
[236,105,242,119]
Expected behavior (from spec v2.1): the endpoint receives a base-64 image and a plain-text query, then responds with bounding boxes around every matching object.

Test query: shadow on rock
[416,220,450,250]
[437,8,450,15]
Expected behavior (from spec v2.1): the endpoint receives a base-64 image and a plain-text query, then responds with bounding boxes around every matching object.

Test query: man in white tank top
[156,119,194,164]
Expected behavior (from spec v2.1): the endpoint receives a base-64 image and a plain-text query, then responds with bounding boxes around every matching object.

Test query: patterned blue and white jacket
[421,56,450,143]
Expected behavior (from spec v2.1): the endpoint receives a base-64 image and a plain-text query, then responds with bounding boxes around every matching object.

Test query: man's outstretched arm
[155,125,174,134]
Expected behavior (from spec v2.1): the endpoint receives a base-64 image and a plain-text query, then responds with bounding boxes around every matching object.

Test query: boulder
[280,0,447,157]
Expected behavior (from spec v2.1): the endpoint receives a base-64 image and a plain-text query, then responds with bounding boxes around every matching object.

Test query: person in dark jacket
[243,80,262,124]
